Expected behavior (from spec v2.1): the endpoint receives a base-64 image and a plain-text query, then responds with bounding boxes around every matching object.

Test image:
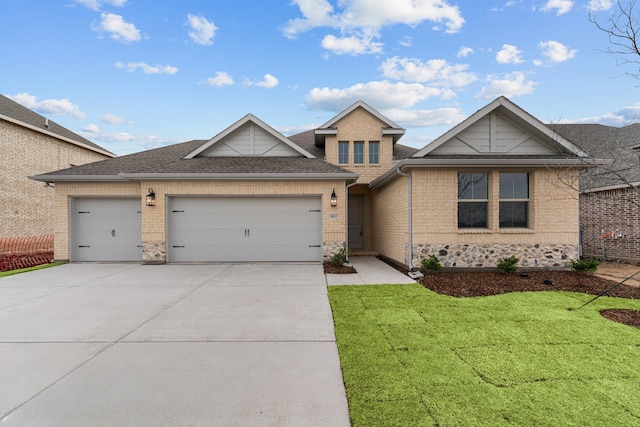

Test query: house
[0,94,115,238]
[31,96,589,269]
[552,123,640,263]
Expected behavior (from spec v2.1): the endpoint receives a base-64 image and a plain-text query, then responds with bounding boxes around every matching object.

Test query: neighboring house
[552,123,640,263]
[32,96,588,269]
[0,94,115,238]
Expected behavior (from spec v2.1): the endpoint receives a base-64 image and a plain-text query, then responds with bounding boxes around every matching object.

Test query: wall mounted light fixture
[146,188,156,207]
[330,189,337,207]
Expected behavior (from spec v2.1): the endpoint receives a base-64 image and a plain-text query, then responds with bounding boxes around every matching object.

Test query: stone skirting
[323,241,345,260]
[143,241,166,263]
[413,243,578,269]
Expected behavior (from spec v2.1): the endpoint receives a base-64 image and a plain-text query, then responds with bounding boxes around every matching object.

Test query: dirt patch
[600,309,640,329]
[323,261,356,274]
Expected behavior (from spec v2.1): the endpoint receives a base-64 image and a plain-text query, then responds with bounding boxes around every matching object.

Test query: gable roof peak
[318,99,404,130]
[412,96,588,158]
[184,112,314,159]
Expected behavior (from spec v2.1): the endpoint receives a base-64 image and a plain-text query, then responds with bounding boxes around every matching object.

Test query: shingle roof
[0,94,114,156]
[551,123,640,191]
[32,139,358,180]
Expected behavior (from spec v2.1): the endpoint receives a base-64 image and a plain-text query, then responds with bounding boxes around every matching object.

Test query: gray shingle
[0,94,113,155]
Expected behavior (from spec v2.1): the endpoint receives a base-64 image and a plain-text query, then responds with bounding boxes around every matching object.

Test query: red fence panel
[0,235,54,272]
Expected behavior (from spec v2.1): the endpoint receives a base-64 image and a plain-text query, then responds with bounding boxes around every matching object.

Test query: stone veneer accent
[143,241,166,264]
[323,241,345,260]
[414,243,578,269]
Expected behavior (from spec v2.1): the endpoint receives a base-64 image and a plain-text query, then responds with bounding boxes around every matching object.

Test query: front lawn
[329,284,640,426]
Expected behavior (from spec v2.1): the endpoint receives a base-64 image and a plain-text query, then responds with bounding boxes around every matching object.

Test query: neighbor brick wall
[0,120,111,238]
[324,108,396,184]
[580,187,640,263]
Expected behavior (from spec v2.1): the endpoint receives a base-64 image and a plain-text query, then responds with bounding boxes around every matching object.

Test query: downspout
[396,166,423,279]
[343,181,358,266]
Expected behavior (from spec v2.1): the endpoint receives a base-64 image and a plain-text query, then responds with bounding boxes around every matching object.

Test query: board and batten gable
[197,122,304,157]
[426,111,565,156]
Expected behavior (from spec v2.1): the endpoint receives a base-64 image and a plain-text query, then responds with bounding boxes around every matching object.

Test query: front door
[348,195,364,250]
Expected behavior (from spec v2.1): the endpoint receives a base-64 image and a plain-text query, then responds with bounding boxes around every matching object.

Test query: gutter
[396,167,423,279]
[30,172,360,182]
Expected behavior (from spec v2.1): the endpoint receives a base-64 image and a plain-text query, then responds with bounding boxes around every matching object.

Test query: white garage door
[168,197,322,262]
[71,198,142,262]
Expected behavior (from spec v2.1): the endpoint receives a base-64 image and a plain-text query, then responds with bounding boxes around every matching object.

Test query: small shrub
[331,247,347,266]
[420,255,442,274]
[497,256,519,274]
[570,257,600,273]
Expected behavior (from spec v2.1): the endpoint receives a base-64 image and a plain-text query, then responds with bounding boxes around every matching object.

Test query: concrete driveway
[0,263,349,426]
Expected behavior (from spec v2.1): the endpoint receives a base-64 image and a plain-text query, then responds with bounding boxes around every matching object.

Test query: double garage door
[168,196,322,262]
[71,196,322,262]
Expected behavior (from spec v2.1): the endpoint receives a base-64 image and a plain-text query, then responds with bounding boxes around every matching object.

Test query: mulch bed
[376,256,640,329]
[323,261,356,274]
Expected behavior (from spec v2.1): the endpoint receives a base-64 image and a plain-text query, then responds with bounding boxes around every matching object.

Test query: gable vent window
[338,141,349,164]
[369,141,379,164]
[499,172,529,228]
[458,172,488,228]
[354,141,364,164]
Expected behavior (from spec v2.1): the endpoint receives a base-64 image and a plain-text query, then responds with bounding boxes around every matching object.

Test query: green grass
[329,284,640,426]
[0,262,65,278]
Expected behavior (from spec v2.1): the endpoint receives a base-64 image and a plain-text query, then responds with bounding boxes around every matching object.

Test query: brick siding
[580,187,640,263]
[0,120,110,238]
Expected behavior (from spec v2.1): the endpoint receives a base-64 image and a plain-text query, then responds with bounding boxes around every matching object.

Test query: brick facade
[53,180,346,262]
[580,187,640,263]
[373,168,580,268]
[0,120,111,238]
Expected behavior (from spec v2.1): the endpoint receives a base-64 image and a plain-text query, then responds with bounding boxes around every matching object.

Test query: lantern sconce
[146,188,156,207]
[330,189,337,207]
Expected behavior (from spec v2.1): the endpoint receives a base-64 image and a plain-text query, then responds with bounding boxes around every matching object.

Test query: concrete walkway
[0,263,349,427]
[326,256,417,285]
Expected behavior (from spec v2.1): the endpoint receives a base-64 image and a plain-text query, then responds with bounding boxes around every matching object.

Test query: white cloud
[7,92,86,119]
[283,0,465,55]
[115,62,178,75]
[384,107,467,127]
[187,14,217,45]
[82,123,100,133]
[496,44,524,64]
[587,0,613,12]
[475,71,536,100]
[457,46,474,58]
[321,34,383,55]
[567,103,640,126]
[94,13,141,43]
[254,74,280,89]
[540,0,574,15]
[101,113,132,124]
[537,40,576,64]
[399,36,413,47]
[380,57,477,87]
[306,80,451,111]
[79,131,181,155]
[74,0,127,11]
[205,71,234,87]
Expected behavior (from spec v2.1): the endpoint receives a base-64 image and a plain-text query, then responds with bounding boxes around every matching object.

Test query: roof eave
[119,172,360,181]
[1,113,116,158]
[370,157,593,189]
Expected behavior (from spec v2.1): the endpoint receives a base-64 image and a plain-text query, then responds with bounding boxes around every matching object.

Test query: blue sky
[2,0,638,155]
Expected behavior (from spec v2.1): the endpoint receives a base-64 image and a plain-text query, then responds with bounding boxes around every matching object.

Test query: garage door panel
[168,197,322,262]
[72,198,142,262]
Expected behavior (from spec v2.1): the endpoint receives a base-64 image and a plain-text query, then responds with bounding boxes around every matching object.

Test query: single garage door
[168,197,322,262]
[71,198,142,262]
